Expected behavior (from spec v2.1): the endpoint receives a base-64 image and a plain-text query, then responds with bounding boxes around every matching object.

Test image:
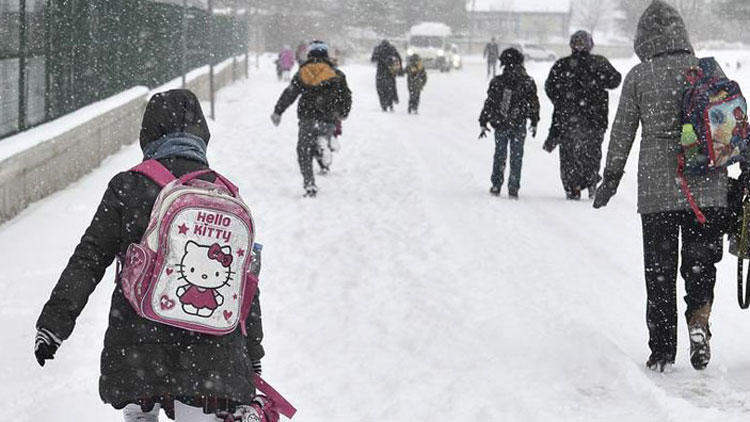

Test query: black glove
[530,124,538,138]
[478,126,490,139]
[35,328,61,367]
[593,170,623,209]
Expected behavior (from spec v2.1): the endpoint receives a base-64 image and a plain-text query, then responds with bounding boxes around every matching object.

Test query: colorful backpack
[679,57,750,223]
[118,160,258,336]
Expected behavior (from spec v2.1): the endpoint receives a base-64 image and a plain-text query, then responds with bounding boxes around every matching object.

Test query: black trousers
[408,86,422,112]
[558,126,605,194]
[297,119,334,188]
[641,209,723,359]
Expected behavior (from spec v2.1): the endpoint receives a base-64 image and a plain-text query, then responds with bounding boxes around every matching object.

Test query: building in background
[467,0,571,45]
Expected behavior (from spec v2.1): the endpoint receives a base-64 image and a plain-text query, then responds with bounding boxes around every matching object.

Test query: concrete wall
[0,55,249,223]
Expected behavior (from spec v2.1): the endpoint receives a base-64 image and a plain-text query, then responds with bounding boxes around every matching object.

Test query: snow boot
[688,304,712,370]
[304,185,318,198]
[646,353,675,373]
[566,190,581,200]
[316,137,333,169]
[490,185,501,196]
[508,188,519,199]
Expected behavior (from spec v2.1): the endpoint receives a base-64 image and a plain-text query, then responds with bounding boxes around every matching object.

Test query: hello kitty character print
[118,160,259,336]
[176,241,235,317]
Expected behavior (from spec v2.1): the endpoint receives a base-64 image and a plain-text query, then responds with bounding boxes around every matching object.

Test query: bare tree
[572,0,618,34]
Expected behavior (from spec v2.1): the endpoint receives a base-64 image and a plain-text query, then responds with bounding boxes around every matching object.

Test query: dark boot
[688,304,712,370]
[489,185,501,196]
[646,352,675,373]
[508,187,519,199]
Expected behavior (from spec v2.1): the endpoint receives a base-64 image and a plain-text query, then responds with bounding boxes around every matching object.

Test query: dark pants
[491,127,526,191]
[487,59,497,78]
[376,72,398,110]
[298,119,334,188]
[641,209,724,360]
[559,126,605,195]
[408,86,422,112]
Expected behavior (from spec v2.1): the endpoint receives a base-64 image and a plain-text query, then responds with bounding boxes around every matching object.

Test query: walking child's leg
[507,129,526,193]
[491,130,509,188]
[297,121,317,189]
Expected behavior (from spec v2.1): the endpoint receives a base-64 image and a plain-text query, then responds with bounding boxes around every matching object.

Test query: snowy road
[4,54,750,421]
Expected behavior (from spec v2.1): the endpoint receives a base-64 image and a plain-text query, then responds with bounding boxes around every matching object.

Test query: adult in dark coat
[544,30,622,199]
[479,48,540,198]
[371,39,402,112]
[34,89,265,419]
[484,37,500,78]
[272,41,352,197]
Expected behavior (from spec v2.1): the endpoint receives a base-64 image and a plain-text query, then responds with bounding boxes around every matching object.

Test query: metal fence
[0,0,248,140]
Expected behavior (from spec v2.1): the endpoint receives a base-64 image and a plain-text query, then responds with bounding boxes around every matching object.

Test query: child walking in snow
[479,48,539,198]
[34,89,270,421]
[405,54,427,114]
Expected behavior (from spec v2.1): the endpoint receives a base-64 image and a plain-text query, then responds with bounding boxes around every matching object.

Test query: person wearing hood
[371,39,402,112]
[593,0,727,372]
[484,37,500,78]
[479,48,540,198]
[544,30,622,200]
[405,54,427,114]
[33,89,266,420]
[271,41,352,197]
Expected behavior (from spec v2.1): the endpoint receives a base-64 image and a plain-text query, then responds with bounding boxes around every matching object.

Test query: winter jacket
[479,65,540,131]
[602,0,728,214]
[545,51,621,136]
[371,41,402,79]
[406,61,427,92]
[484,42,500,61]
[274,57,352,123]
[36,90,264,409]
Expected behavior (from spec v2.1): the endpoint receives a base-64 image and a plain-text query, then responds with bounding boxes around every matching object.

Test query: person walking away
[406,54,427,114]
[544,30,621,200]
[371,39,402,112]
[484,37,500,78]
[271,41,352,197]
[593,0,727,372]
[33,89,268,421]
[295,41,308,66]
[479,48,539,198]
[278,45,296,81]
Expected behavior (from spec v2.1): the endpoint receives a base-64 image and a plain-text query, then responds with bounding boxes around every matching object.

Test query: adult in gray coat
[593,0,725,372]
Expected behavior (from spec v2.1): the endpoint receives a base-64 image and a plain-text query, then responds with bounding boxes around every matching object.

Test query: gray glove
[271,113,281,126]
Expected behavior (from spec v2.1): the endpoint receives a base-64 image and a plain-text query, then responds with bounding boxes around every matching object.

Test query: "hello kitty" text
[194,211,233,243]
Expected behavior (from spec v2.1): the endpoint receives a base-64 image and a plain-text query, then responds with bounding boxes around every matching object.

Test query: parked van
[406,22,453,72]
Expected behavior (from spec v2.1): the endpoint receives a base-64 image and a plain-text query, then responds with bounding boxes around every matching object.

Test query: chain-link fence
[0,0,248,140]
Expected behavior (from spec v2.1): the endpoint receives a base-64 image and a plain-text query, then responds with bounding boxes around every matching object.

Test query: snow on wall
[409,22,452,37]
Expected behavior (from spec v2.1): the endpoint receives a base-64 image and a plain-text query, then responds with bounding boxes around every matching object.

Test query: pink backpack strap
[130,159,177,188]
[254,374,297,419]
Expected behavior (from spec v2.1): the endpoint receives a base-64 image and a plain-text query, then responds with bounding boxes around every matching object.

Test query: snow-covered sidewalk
[3,54,750,421]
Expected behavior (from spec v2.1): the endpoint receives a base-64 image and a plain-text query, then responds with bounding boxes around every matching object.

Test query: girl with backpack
[34,90,270,421]
[593,0,726,373]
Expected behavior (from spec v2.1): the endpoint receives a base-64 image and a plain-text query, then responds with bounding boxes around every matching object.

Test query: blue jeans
[492,127,526,190]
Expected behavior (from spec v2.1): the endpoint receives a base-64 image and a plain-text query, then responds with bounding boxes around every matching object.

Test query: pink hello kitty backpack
[118,160,258,336]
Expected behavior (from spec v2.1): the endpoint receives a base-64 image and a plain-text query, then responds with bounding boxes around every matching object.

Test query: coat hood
[139,89,210,150]
[634,0,693,61]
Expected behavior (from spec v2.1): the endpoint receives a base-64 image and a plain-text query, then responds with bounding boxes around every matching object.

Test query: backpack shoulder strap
[698,57,722,80]
[130,159,176,188]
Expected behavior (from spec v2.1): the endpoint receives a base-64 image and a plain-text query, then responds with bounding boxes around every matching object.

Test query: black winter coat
[274,57,352,123]
[36,90,264,410]
[545,52,621,135]
[479,65,540,131]
[371,41,402,80]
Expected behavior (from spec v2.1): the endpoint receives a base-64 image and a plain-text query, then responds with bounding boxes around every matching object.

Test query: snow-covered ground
[4,52,750,421]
